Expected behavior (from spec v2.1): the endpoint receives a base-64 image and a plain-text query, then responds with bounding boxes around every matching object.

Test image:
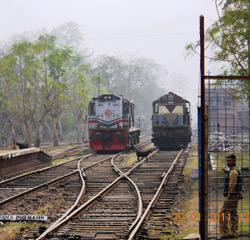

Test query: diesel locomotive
[88,94,140,151]
[152,92,192,150]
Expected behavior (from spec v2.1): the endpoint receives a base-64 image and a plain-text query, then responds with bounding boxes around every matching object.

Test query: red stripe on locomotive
[89,129,129,151]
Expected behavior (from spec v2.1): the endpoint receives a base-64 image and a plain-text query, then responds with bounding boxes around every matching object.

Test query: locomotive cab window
[161,96,167,101]
[123,102,129,114]
[154,103,159,114]
[89,102,96,116]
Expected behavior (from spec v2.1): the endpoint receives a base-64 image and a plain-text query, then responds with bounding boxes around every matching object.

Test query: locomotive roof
[153,92,190,105]
[91,94,133,103]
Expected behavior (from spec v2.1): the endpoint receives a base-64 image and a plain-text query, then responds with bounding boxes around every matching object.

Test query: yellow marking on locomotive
[159,105,183,114]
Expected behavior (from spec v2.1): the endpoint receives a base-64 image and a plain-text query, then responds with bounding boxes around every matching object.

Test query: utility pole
[200,15,207,240]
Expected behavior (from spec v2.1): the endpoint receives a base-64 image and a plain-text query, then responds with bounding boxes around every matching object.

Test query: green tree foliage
[208,0,250,75]
[0,32,92,146]
[186,0,250,76]
[0,40,38,144]
[68,61,95,142]
[185,0,250,100]
[0,22,168,145]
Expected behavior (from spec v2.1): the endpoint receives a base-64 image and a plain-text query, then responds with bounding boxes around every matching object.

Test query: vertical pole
[200,15,207,240]
[198,106,201,229]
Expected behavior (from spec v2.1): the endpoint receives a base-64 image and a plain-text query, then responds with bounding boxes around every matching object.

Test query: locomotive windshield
[89,102,96,116]
[123,102,129,114]
[154,103,159,114]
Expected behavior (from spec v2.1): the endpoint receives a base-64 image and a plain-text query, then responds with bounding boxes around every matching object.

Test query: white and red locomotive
[88,94,140,151]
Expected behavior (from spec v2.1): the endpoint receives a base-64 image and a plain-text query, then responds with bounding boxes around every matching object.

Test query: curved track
[35,148,186,240]
[0,137,188,240]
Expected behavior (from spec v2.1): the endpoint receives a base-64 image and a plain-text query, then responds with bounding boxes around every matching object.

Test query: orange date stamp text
[173,213,250,222]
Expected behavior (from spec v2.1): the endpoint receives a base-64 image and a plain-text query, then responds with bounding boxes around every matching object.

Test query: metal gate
[200,16,250,240]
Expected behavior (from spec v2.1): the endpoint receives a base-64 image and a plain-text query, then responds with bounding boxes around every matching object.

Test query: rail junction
[0,137,189,240]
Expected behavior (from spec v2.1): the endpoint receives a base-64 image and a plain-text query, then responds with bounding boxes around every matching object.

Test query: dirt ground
[170,143,200,239]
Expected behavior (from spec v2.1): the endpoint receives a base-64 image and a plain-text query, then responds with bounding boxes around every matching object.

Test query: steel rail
[0,145,91,185]
[36,153,121,240]
[36,174,124,240]
[127,149,183,240]
[0,156,82,186]
[1,138,150,205]
[0,154,94,206]
[0,171,77,206]
[36,145,158,240]
[135,139,151,148]
[111,154,143,233]
[51,146,91,160]
[35,153,96,240]
[82,155,116,171]
[125,149,158,176]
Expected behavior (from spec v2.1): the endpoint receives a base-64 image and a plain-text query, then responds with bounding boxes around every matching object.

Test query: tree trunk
[34,120,41,147]
[21,122,28,143]
[22,118,32,146]
[39,125,43,143]
[9,120,16,142]
[57,116,64,141]
[77,118,82,143]
[0,118,7,146]
[82,116,89,142]
[44,118,52,142]
[51,116,59,146]
[26,119,33,146]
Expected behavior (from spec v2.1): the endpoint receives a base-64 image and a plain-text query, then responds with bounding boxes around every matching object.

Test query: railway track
[33,148,187,240]
[0,138,152,238]
[129,150,188,239]
[1,153,118,239]
[46,143,90,160]
[1,136,187,240]
[0,153,89,204]
[0,137,150,206]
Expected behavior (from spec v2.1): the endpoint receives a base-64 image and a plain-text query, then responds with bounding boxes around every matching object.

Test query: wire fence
[205,79,250,239]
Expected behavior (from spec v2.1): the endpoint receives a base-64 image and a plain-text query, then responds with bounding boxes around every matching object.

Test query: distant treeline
[0,23,166,147]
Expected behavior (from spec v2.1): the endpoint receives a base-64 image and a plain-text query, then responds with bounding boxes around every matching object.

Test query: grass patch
[0,222,35,240]
[50,146,94,165]
[171,142,200,239]
[0,187,66,239]
[183,144,199,176]
[0,150,9,153]
[42,143,81,153]
[52,156,78,165]
[125,152,138,166]
[173,179,199,239]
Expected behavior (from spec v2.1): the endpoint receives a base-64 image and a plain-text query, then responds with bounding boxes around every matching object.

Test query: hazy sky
[0,0,219,123]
